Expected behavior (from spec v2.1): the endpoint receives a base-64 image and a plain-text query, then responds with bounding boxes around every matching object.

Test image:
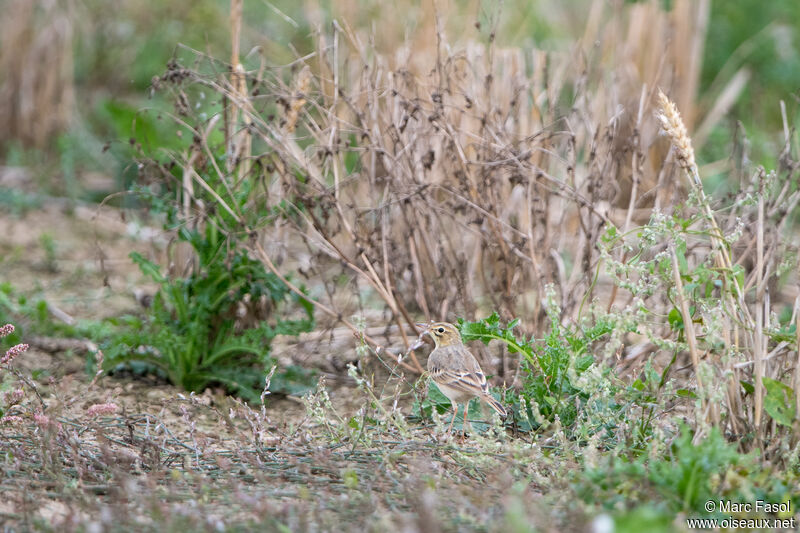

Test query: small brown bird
[417,321,506,434]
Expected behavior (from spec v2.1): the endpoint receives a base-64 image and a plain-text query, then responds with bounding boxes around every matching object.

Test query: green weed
[100,222,315,400]
[575,423,799,520]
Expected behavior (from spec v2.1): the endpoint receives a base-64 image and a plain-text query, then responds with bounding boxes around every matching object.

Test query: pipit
[416,321,507,434]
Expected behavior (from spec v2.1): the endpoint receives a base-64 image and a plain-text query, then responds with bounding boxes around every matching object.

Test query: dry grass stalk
[753,170,766,443]
[658,87,800,446]
[225,0,252,180]
[669,245,706,415]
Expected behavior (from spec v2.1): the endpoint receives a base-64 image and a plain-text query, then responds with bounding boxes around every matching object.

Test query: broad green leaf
[668,308,683,330]
[762,377,796,427]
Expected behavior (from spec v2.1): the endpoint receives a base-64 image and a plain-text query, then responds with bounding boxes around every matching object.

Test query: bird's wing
[429,365,490,396]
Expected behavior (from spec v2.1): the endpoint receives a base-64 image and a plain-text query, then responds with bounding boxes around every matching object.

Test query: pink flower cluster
[1,325,31,426]
[33,412,62,431]
[1,323,29,365]
[1,343,28,365]
[87,402,119,416]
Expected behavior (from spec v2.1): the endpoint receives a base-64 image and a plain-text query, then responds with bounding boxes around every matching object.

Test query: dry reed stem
[221,0,255,192]
[669,244,706,415]
[226,0,243,171]
[753,171,766,443]
[675,0,710,130]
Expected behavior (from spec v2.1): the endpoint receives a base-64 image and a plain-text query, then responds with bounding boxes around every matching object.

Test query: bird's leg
[463,403,469,434]
[447,404,458,435]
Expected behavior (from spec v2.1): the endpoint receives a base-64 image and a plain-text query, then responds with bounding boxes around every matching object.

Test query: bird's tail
[482,393,507,417]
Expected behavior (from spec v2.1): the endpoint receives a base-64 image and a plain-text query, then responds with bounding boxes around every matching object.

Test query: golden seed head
[655,89,699,184]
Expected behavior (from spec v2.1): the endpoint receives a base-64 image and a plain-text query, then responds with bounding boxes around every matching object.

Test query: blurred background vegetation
[1,0,798,201]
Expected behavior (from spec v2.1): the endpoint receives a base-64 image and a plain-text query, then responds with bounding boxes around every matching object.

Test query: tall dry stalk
[668,244,706,408]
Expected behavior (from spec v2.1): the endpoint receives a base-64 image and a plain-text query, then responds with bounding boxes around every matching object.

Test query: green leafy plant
[460,310,613,434]
[573,424,797,518]
[624,356,678,450]
[101,222,315,401]
[412,305,677,449]
[761,377,797,427]
[413,307,622,436]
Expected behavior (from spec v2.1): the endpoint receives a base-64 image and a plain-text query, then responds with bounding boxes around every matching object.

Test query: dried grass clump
[155,1,716,339]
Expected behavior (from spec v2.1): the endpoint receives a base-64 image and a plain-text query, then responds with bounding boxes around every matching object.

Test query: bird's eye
[437,327,445,333]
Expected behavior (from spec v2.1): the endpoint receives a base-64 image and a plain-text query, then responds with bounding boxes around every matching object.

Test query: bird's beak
[415,322,430,336]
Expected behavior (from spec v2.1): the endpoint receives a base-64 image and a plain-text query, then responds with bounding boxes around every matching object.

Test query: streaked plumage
[417,322,506,434]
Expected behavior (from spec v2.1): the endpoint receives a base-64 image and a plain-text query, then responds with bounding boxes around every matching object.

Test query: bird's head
[415,321,462,348]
